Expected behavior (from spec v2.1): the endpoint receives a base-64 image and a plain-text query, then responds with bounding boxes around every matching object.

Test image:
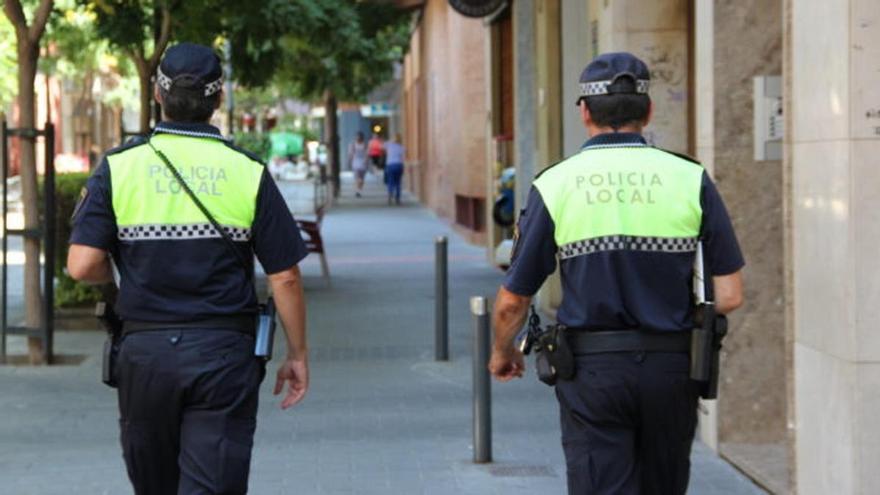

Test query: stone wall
[712,0,787,446]
[409,0,490,235]
[591,0,690,153]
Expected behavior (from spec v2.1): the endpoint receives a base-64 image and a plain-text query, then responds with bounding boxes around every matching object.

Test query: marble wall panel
[852,139,880,362]
[794,343,857,495]
[850,0,880,140]
[856,363,880,494]
[791,140,856,362]
[790,0,849,142]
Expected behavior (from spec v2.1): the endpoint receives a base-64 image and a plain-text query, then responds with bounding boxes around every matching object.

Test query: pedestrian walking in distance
[368,131,385,172]
[349,131,369,197]
[488,52,745,495]
[67,42,310,495]
[384,133,405,205]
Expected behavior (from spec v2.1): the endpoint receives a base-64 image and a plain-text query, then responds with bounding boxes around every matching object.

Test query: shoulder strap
[146,139,251,276]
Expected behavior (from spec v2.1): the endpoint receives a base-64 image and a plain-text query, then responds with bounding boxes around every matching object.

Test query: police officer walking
[489,52,745,494]
[67,43,310,494]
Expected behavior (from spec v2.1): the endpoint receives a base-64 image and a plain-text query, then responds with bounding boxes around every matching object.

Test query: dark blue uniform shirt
[70,122,309,322]
[504,132,744,331]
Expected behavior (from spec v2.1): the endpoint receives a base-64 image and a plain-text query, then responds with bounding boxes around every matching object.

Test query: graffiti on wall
[636,39,688,152]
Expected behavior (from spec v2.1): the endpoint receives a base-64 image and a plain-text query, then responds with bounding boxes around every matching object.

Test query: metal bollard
[471,296,492,463]
[435,236,449,361]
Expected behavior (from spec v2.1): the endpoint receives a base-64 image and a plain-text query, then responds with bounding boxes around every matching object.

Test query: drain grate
[488,465,556,478]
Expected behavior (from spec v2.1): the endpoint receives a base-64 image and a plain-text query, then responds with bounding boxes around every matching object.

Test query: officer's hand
[489,347,525,382]
[274,356,309,409]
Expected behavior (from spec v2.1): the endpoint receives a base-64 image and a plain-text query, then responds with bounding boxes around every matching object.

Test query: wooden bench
[296,204,330,282]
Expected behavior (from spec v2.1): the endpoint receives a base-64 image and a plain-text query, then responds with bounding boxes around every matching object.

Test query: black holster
[689,304,728,399]
[535,325,575,386]
[96,301,122,388]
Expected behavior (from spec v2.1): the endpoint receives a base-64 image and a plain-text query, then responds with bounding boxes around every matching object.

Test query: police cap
[157,42,223,97]
[577,52,650,103]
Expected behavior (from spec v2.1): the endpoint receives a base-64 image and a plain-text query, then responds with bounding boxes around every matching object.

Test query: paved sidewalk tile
[0,175,765,494]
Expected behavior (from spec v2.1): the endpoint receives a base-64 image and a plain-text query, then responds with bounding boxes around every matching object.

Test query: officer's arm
[269,266,307,360]
[67,244,113,285]
[492,286,531,353]
[269,265,309,409]
[713,270,744,314]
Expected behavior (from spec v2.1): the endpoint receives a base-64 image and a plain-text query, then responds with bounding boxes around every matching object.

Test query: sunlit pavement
[0,173,764,494]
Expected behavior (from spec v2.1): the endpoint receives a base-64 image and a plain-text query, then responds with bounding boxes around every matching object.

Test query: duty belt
[566,330,691,355]
[123,315,256,336]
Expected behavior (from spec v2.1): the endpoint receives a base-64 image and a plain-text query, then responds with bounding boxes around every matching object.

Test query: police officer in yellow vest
[489,52,745,494]
[67,43,310,494]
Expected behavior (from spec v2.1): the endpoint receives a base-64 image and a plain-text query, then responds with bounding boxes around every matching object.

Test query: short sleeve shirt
[70,122,309,322]
[503,132,744,331]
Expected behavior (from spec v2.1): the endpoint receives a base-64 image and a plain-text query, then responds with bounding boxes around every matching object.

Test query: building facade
[401,0,880,493]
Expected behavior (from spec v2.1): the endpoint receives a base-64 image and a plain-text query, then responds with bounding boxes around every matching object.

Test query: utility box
[753,76,783,161]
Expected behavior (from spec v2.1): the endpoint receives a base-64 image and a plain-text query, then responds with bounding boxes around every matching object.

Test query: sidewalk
[0,173,765,494]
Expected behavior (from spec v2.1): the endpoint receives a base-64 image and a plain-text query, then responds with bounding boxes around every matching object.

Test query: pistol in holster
[689,303,728,399]
[96,301,123,388]
[519,306,575,386]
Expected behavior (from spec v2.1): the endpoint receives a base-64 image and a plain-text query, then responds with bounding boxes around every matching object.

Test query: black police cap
[157,42,223,97]
[578,52,650,100]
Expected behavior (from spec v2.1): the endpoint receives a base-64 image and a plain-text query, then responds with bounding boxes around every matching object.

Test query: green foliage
[53,172,103,307]
[55,273,103,307]
[80,0,161,54]
[233,132,271,161]
[0,18,20,110]
[276,0,411,101]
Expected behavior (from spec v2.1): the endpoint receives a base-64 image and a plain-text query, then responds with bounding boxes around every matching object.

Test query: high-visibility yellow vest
[533,146,704,259]
[107,133,264,241]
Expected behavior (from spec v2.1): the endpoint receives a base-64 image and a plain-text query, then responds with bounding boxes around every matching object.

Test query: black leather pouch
[535,325,575,386]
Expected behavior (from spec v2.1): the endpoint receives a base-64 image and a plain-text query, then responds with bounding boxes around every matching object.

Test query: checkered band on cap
[118,223,250,242]
[156,67,224,97]
[203,77,223,96]
[559,235,697,260]
[156,67,173,92]
[579,79,650,97]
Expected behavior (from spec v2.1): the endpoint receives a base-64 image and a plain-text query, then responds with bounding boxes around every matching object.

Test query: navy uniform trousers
[554,351,699,495]
[116,328,263,495]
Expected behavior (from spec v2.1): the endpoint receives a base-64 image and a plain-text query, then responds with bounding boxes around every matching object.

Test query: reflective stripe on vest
[533,146,703,259]
[108,134,264,241]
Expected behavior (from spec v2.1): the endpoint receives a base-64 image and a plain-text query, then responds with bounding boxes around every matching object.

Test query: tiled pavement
[0,173,765,494]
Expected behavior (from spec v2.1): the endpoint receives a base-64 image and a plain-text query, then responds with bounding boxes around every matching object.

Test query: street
[0,174,764,494]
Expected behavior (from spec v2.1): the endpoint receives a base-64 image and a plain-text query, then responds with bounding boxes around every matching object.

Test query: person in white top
[383,134,405,205]
[347,132,369,197]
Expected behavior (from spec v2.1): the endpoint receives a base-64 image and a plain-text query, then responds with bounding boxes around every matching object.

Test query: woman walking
[348,132,369,197]
[384,134,405,205]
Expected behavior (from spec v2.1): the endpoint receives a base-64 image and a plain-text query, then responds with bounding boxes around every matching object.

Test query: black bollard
[471,296,492,463]
[435,236,449,361]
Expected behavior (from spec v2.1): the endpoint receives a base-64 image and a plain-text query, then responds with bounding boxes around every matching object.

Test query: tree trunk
[136,60,152,134]
[16,40,44,364]
[324,90,340,198]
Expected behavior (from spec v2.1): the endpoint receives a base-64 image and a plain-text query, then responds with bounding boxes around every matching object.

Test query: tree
[83,0,172,133]
[81,0,282,134]
[269,1,412,196]
[2,0,55,363]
